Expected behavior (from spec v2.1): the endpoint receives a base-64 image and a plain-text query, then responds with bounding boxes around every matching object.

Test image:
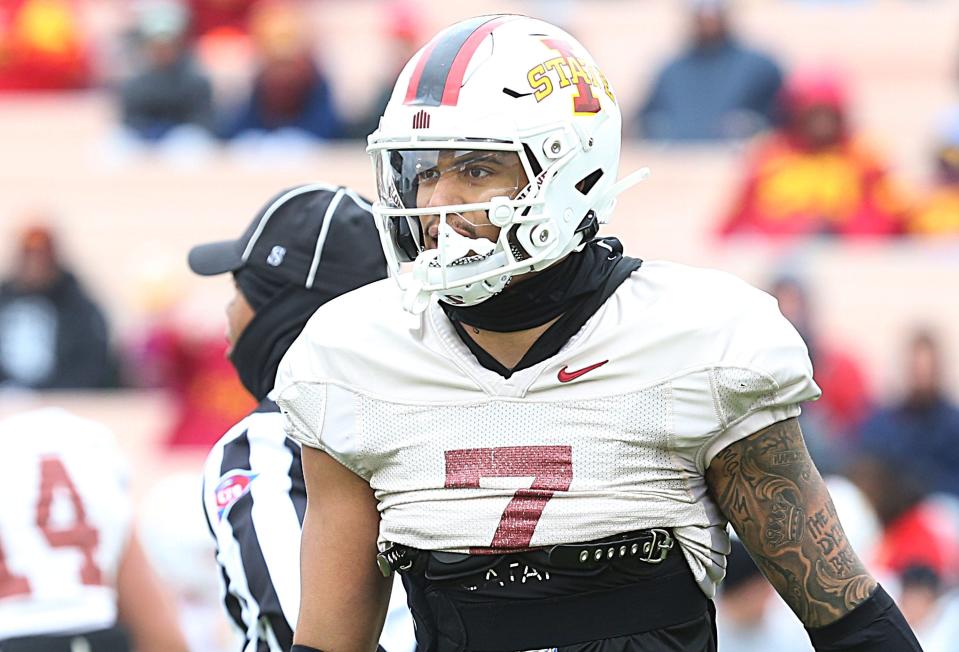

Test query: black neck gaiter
[441,238,628,333]
[229,284,324,401]
[235,267,284,312]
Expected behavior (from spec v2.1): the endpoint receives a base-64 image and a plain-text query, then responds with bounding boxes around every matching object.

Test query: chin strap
[596,167,651,223]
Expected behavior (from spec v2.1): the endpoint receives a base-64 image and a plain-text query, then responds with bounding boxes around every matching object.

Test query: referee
[191,184,414,651]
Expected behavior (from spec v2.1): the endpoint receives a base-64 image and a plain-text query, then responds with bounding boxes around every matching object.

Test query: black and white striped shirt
[201,399,416,652]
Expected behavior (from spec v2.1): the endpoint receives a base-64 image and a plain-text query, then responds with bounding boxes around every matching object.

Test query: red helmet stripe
[439,15,512,106]
[404,15,515,107]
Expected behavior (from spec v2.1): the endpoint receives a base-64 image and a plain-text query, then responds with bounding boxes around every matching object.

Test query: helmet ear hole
[576,169,604,195]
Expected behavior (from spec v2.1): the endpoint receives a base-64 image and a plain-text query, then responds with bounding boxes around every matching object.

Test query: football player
[275,15,923,652]
[0,408,187,652]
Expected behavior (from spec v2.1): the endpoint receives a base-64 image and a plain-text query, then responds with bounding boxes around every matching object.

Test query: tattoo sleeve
[706,417,877,628]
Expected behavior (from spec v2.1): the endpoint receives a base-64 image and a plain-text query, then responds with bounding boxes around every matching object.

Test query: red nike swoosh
[557,360,609,383]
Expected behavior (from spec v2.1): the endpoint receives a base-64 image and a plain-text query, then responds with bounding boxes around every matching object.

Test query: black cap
[188,183,387,295]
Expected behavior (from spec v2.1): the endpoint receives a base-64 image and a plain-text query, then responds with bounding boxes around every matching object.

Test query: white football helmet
[367,14,648,313]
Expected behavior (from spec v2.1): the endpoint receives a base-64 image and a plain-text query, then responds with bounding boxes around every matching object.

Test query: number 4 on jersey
[0,456,102,598]
[37,457,102,585]
[445,445,572,551]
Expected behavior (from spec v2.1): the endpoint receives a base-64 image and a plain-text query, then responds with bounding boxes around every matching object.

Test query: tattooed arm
[705,417,876,627]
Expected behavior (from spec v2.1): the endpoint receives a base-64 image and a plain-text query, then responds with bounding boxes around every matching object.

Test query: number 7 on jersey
[444,445,572,551]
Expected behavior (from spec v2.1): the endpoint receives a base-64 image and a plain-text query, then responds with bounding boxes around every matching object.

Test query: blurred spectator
[184,0,257,39]
[346,0,422,139]
[0,0,94,90]
[908,108,959,235]
[770,276,871,446]
[847,327,959,583]
[857,329,959,498]
[846,457,953,580]
[873,497,959,584]
[716,538,779,651]
[0,223,118,389]
[850,331,959,582]
[218,0,342,141]
[122,276,255,448]
[715,538,811,652]
[719,69,909,237]
[129,325,255,447]
[634,0,783,142]
[898,565,959,651]
[119,0,214,142]
[899,565,942,631]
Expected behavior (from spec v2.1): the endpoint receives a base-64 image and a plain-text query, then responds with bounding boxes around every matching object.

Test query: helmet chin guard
[368,14,649,314]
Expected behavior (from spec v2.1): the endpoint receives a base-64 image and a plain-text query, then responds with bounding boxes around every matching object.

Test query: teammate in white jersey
[275,14,922,652]
[0,408,187,652]
[190,184,415,651]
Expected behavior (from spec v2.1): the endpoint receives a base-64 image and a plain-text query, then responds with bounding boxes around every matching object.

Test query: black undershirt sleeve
[805,585,923,651]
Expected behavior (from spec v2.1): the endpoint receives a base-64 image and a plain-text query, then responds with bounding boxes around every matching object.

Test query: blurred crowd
[0,221,255,447]
[1,0,958,234]
[0,0,417,143]
[1,0,959,650]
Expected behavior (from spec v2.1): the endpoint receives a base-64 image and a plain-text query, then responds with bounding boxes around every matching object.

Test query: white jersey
[275,261,821,598]
[0,408,131,639]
